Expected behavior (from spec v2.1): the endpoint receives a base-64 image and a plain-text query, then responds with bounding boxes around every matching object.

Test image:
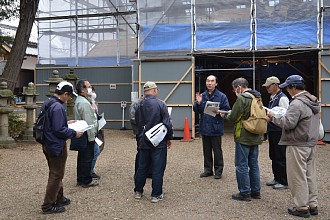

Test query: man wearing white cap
[262,76,289,190]
[41,81,83,214]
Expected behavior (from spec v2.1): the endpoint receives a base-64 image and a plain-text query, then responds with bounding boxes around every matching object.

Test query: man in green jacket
[223,77,263,201]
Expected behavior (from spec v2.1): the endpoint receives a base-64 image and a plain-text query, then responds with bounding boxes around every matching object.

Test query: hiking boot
[251,192,261,199]
[309,206,318,216]
[134,191,143,199]
[151,194,164,203]
[43,205,65,214]
[232,193,251,202]
[266,179,278,186]
[55,197,71,206]
[288,207,310,218]
[81,179,99,188]
[200,172,213,178]
[273,183,288,190]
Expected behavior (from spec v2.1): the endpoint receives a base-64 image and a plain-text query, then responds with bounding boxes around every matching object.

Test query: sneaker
[309,206,318,216]
[43,205,66,214]
[232,193,251,202]
[81,179,99,188]
[288,207,310,218]
[251,192,261,199]
[273,183,288,190]
[55,197,71,206]
[151,194,164,203]
[200,172,213,178]
[134,191,143,199]
[91,173,101,180]
[266,179,278,186]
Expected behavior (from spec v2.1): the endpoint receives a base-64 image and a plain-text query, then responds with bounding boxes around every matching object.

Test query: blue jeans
[235,142,260,195]
[134,147,167,197]
[91,143,100,174]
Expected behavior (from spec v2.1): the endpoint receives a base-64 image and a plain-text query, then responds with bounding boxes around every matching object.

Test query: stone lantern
[44,70,63,97]
[0,81,16,148]
[64,68,79,120]
[21,82,39,143]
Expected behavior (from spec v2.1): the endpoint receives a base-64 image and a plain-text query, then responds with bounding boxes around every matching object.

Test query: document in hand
[68,120,94,132]
[98,113,106,131]
[204,101,220,117]
[145,123,168,147]
[263,106,287,118]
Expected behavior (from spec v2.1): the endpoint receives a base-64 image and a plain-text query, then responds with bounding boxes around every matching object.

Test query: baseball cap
[279,75,304,89]
[56,81,78,97]
[143,81,157,91]
[262,76,280,87]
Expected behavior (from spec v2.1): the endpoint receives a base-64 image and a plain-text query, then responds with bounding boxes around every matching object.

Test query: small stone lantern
[21,82,39,143]
[0,81,16,148]
[64,68,79,120]
[44,70,63,97]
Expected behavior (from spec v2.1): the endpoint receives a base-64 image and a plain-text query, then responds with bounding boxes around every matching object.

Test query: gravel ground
[0,129,329,220]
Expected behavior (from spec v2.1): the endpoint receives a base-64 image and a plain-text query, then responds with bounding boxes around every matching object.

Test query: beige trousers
[286,145,318,210]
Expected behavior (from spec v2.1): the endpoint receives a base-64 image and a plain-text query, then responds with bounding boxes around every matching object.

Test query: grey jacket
[74,95,98,142]
[271,91,320,147]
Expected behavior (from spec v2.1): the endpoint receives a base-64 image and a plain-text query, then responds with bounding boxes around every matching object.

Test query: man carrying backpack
[222,77,264,201]
[41,81,83,214]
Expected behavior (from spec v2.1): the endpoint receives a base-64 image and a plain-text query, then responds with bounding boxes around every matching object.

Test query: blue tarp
[141,17,330,51]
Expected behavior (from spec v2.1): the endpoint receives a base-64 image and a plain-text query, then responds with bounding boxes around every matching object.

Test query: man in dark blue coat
[134,81,173,203]
[41,81,83,214]
[193,75,230,179]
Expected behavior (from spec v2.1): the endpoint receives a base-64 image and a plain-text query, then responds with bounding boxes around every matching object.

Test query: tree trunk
[1,0,39,91]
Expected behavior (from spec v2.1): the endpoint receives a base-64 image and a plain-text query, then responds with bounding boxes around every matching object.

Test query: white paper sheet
[98,113,106,131]
[204,101,220,117]
[68,120,94,132]
[95,137,103,147]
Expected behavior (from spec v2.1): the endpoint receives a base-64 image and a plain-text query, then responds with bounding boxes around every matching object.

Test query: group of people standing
[194,74,320,218]
[40,74,320,218]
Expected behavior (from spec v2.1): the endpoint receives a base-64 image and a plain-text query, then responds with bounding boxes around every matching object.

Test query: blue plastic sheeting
[257,18,317,47]
[141,17,330,51]
[141,24,192,51]
[196,22,251,49]
[43,57,134,66]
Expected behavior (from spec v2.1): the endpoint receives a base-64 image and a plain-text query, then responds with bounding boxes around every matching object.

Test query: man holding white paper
[74,79,99,188]
[193,75,230,179]
[134,81,173,203]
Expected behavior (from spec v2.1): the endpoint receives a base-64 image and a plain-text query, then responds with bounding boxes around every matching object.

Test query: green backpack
[241,92,268,135]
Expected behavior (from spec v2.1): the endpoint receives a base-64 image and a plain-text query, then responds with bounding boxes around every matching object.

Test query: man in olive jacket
[224,77,263,201]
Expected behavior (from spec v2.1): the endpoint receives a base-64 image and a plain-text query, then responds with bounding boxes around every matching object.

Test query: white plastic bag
[145,123,168,147]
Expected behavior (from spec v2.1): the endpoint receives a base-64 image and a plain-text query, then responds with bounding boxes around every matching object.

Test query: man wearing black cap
[267,75,320,218]
[41,81,83,214]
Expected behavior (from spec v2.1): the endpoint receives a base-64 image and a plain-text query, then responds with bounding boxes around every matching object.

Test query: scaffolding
[36,0,330,66]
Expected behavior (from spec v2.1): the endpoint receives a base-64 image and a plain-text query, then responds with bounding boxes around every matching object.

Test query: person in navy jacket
[193,75,230,179]
[41,81,83,214]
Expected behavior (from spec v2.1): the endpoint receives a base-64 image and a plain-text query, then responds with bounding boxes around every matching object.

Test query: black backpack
[33,99,57,144]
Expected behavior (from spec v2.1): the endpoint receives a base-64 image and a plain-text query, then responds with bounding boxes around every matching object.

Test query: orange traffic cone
[181,117,193,142]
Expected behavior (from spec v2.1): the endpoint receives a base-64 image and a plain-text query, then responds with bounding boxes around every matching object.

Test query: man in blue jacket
[41,81,83,214]
[193,75,230,179]
[134,81,173,203]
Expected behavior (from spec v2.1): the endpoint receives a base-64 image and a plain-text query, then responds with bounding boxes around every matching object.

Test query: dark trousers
[134,147,167,197]
[268,131,287,185]
[202,135,223,176]
[77,141,94,185]
[42,144,67,211]
[135,149,152,179]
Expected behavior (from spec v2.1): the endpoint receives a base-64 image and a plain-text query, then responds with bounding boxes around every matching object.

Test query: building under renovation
[35,0,330,140]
